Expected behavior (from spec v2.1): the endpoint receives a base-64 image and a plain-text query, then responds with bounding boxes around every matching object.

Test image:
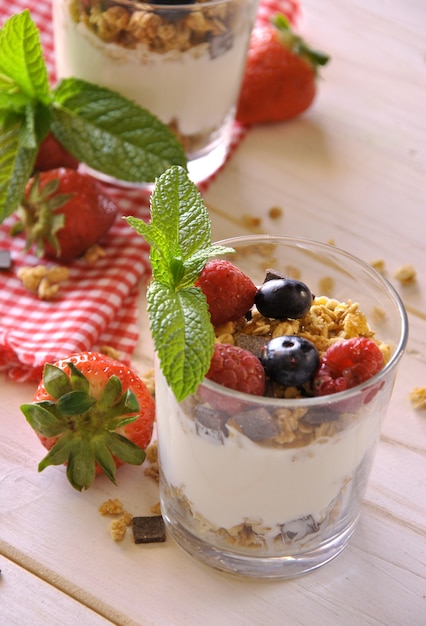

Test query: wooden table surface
[1,0,425,624]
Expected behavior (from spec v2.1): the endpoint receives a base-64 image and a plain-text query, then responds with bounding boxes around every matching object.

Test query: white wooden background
[1,0,425,624]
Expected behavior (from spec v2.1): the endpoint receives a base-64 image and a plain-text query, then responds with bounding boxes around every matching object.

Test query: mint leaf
[126,166,234,401]
[0,11,51,221]
[0,12,188,226]
[51,78,187,183]
[148,281,215,401]
[127,166,232,287]
[0,116,37,221]
[0,10,50,106]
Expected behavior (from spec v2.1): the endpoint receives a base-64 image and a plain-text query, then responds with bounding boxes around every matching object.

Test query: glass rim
[108,0,239,9]
[200,234,409,407]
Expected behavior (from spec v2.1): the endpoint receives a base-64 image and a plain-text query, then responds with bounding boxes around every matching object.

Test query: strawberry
[15,168,118,261]
[313,338,384,396]
[195,259,257,326]
[236,14,330,125]
[206,343,266,396]
[255,0,301,29]
[33,132,79,172]
[20,352,156,491]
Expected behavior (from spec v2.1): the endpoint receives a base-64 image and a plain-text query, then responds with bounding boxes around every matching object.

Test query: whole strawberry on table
[20,352,155,491]
[236,14,330,125]
[13,167,118,262]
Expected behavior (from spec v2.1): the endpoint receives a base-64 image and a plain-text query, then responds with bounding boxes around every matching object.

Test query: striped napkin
[0,0,301,382]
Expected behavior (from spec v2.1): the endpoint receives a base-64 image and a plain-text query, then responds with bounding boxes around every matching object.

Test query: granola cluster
[67,0,244,151]
[17,265,69,300]
[186,295,392,449]
[70,0,242,56]
[165,481,348,552]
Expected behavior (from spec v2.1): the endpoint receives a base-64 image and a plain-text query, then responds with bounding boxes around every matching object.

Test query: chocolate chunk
[300,408,340,425]
[195,404,228,444]
[132,516,166,544]
[209,31,234,59]
[235,334,269,359]
[279,515,319,543]
[231,407,279,442]
[264,268,286,282]
[0,249,11,270]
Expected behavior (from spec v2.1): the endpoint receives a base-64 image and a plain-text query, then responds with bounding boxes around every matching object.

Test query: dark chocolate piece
[300,408,340,425]
[263,268,286,282]
[235,333,269,359]
[0,249,12,270]
[195,404,228,444]
[231,407,279,442]
[132,516,166,544]
[209,31,234,59]
[278,515,319,543]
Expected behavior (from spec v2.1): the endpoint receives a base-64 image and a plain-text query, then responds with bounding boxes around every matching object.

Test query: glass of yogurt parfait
[154,235,408,578]
[52,0,258,185]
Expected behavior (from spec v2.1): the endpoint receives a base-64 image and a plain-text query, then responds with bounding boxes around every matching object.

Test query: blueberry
[260,336,320,387]
[149,0,196,21]
[149,0,196,4]
[255,278,312,319]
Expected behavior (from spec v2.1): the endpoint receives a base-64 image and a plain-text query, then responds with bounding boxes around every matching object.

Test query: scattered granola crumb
[318,276,335,296]
[409,387,426,410]
[144,441,160,482]
[370,259,386,274]
[268,206,283,220]
[283,265,301,280]
[394,263,416,285]
[327,239,336,246]
[371,306,387,325]
[108,512,133,542]
[140,368,155,396]
[17,265,47,291]
[145,441,158,464]
[99,498,124,516]
[100,345,121,360]
[242,215,262,229]
[38,277,60,300]
[17,264,69,300]
[84,243,107,263]
[46,266,69,283]
[151,502,162,515]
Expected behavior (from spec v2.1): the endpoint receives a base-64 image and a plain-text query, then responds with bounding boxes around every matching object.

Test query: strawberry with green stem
[0,10,186,224]
[14,167,118,261]
[21,352,155,491]
[236,14,330,125]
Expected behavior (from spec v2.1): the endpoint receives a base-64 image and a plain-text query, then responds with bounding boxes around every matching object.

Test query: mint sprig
[0,10,187,223]
[127,166,234,401]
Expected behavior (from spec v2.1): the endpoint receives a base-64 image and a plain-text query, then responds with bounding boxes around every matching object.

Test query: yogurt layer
[53,4,250,139]
[156,369,381,531]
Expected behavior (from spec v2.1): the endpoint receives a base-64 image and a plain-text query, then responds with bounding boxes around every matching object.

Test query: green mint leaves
[0,10,187,223]
[127,166,234,401]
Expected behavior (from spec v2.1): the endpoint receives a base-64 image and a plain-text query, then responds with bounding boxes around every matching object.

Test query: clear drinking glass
[52,0,258,184]
[155,235,408,578]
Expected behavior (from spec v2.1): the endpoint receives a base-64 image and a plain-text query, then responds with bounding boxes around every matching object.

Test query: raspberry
[313,337,384,396]
[196,260,257,326]
[206,344,266,396]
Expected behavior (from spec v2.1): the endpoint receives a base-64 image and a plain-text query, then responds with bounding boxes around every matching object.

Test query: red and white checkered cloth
[0,0,300,383]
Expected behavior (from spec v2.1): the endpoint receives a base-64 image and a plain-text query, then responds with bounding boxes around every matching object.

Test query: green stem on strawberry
[272,14,330,73]
[0,10,187,223]
[21,361,145,491]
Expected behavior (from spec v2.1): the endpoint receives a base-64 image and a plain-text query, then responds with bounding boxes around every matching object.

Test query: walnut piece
[17,265,69,300]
